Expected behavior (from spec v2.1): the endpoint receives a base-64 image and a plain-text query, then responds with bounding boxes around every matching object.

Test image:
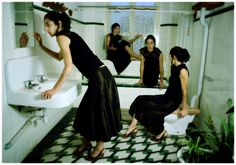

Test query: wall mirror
[13,2,35,48]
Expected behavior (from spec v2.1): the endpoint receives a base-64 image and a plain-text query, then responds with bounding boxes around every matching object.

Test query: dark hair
[44,11,71,32]
[145,35,156,45]
[170,46,190,63]
[111,23,120,32]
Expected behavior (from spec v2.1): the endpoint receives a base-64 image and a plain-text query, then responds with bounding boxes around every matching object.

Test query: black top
[140,47,162,87]
[108,33,122,48]
[107,33,122,58]
[57,31,103,79]
[164,64,189,104]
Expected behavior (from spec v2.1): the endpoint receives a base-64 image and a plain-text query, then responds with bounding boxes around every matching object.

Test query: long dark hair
[170,46,190,63]
[44,11,71,32]
[145,35,156,45]
[111,23,120,32]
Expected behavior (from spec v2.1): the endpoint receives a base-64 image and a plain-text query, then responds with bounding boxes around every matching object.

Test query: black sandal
[150,130,168,143]
[86,147,106,162]
[73,142,92,156]
[121,128,138,138]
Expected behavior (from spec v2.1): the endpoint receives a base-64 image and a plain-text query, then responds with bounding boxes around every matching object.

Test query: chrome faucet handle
[24,80,40,89]
[37,74,47,83]
[24,80,33,89]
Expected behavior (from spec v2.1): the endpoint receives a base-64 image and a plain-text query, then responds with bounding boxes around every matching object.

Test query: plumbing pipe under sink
[4,108,48,150]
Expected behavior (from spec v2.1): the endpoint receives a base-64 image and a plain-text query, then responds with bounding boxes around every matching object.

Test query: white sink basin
[5,56,82,108]
[8,79,81,108]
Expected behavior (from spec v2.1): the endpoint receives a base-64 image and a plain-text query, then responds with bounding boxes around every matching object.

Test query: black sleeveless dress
[129,64,189,135]
[140,47,162,87]
[58,30,122,142]
[107,33,131,74]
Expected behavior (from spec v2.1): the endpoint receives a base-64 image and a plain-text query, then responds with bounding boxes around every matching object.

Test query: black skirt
[129,95,179,135]
[73,66,122,142]
[107,40,131,74]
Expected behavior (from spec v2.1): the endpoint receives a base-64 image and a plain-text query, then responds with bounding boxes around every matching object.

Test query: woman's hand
[19,32,29,47]
[34,32,43,46]
[137,79,143,86]
[41,88,56,99]
[177,109,188,117]
[111,46,117,51]
[159,79,164,89]
[135,33,143,40]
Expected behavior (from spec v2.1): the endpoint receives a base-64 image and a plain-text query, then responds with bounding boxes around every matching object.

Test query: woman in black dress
[34,11,122,161]
[138,35,164,88]
[122,46,190,141]
[106,23,142,74]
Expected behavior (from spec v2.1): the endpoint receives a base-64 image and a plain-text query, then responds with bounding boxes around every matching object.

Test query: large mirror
[13,2,35,48]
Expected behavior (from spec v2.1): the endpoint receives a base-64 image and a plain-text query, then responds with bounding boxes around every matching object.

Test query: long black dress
[58,30,122,142]
[129,64,188,135]
[140,47,162,87]
[107,33,131,74]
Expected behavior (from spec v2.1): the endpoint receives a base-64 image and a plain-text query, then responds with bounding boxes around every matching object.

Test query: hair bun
[181,48,190,62]
[170,46,190,63]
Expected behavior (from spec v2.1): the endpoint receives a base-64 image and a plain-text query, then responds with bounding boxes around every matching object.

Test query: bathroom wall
[2,3,75,162]
[156,2,193,79]
[189,3,234,132]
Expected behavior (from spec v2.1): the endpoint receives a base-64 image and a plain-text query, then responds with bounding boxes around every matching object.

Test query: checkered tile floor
[23,108,187,163]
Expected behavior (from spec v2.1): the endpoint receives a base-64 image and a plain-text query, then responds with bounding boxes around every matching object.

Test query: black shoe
[121,128,138,138]
[72,143,92,156]
[150,130,168,143]
[86,148,105,162]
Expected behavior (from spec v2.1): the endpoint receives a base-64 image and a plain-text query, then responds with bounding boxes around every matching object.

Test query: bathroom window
[108,2,158,53]
[133,11,156,52]
[110,11,130,36]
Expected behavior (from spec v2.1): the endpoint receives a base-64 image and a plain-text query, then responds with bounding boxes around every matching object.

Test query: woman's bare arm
[41,35,73,99]
[178,69,189,116]
[34,32,62,61]
[159,53,164,88]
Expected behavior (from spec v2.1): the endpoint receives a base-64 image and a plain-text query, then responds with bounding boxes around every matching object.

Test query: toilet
[164,108,200,136]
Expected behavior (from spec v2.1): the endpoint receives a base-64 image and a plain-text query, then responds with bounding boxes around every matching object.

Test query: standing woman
[138,35,164,88]
[122,46,190,141]
[106,23,142,74]
[34,11,122,161]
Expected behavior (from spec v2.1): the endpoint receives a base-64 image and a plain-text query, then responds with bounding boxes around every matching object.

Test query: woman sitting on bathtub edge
[122,46,190,142]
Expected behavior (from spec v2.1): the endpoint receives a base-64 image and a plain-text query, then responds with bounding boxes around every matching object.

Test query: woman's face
[44,18,58,36]
[146,39,155,52]
[170,55,177,65]
[113,26,120,35]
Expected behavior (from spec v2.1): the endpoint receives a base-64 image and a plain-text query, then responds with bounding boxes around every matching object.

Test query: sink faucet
[37,75,47,83]
[24,80,39,89]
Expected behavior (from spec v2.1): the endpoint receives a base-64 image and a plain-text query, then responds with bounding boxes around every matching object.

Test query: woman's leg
[125,45,140,60]
[89,141,105,158]
[154,130,167,139]
[125,115,138,134]
[77,138,91,151]
[73,138,92,156]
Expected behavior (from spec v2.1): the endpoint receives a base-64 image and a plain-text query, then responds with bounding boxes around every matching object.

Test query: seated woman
[106,23,142,74]
[122,46,190,142]
[138,35,164,88]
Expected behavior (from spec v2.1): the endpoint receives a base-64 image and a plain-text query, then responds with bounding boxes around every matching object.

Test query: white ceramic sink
[5,56,82,108]
[14,79,81,108]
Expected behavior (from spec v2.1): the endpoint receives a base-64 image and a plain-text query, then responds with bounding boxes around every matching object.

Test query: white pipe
[4,109,47,150]
[190,7,209,108]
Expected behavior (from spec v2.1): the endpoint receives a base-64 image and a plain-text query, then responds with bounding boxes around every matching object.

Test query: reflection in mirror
[13,2,34,48]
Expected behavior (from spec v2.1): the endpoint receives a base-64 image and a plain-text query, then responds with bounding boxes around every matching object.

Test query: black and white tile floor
[23,108,187,163]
